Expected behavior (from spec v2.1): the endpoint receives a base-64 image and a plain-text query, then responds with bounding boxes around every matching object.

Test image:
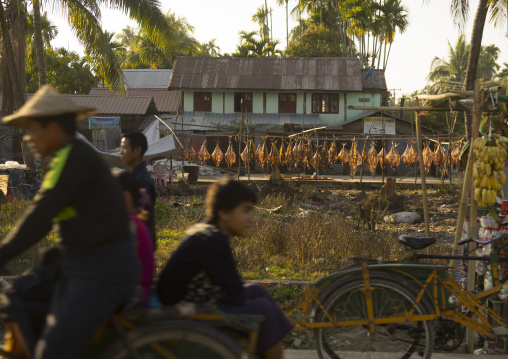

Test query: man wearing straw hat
[0,86,139,358]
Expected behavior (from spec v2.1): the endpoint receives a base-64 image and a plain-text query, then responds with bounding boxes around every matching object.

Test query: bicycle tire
[314,272,435,359]
[98,319,244,359]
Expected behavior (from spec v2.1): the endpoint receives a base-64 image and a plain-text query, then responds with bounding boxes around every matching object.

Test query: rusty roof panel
[70,95,152,115]
[88,88,181,113]
[361,70,387,92]
[170,57,384,92]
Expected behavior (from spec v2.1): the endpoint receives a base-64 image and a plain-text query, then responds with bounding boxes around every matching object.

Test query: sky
[46,0,508,99]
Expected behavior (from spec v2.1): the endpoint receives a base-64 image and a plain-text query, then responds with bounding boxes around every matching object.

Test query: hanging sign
[89,117,120,130]
[364,117,395,135]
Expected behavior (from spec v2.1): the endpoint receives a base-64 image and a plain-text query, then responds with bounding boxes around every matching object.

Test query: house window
[312,93,339,114]
[278,93,297,113]
[234,92,253,113]
[194,92,212,112]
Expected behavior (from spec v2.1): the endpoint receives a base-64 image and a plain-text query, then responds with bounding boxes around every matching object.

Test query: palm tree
[26,11,58,49]
[200,39,221,57]
[29,0,175,93]
[32,0,47,87]
[252,6,270,38]
[235,31,280,57]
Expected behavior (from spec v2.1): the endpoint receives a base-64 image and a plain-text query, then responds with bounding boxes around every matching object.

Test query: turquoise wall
[266,92,278,113]
[346,93,381,122]
[184,91,193,112]
[253,92,264,113]
[224,93,234,113]
[211,92,223,113]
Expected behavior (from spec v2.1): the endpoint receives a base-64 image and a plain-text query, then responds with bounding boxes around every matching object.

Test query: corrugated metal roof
[360,70,387,92]
[138,113,174,130]
[88,88,181,113]
[122,69,172,88]
[169,57,386,92]
[0,94,154,115]
[169,112,321,131]
[70,95,154,115]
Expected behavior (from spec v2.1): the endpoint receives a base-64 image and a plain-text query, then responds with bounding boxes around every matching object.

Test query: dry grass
[1,188,453,281]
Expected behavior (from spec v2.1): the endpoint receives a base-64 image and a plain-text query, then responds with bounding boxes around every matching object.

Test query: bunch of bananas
[473,133,508,207]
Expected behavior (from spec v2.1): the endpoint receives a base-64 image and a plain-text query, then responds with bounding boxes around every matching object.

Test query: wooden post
[465,81,482,354]
[415,99,430,237]
[451,80,482,266]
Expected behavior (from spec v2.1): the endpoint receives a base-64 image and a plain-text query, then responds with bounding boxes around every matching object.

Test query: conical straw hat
[1,85,98,127]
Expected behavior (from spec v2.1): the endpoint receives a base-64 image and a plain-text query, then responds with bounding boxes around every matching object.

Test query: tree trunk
[265,0,269,38]
[32,0,47,87]
[0,2,24,110]
[285,1,288,46]
[463,0,489,139]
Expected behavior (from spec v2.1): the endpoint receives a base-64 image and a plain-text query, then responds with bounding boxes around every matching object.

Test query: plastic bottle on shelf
[484,270,493,291]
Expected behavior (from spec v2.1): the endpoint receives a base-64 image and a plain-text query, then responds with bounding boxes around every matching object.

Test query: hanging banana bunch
[197,139,211,165]
[401,141,418,169]
[367,142,378,176]
[422,141,434,174]
[328,139,338,167]
[386,141,401,171]
[211,141,224,167]
[349,138,362,178]
[269,141,281,168]
[473,132,508,208]
[183,142,196,162]
[450,141,461,170]
[285,140,295,168]
[433,141,447,173]
[279,139,285,164]
[225,137,236,167]
[337,143,349,165]
[241,139,256,166]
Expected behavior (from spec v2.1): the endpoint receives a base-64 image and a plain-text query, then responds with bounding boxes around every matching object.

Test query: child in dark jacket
[157,178,292,359]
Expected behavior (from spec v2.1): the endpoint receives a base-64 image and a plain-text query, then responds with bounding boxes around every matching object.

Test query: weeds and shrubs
[2,189,453,281]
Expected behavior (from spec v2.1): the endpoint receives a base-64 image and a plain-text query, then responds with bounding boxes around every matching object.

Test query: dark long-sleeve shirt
[0,139,131,265]
[157,222,246,306]
[131,161,156,245]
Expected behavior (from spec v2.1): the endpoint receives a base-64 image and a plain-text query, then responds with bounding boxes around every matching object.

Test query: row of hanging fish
[183,137,463,174]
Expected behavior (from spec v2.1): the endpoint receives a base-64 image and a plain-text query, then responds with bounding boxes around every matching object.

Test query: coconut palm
[32,0,47,87]
[200,39,221,57]
[252,6,270,38]
[26,10,58,49]
[235,31,280,57]
[29,0,175,93]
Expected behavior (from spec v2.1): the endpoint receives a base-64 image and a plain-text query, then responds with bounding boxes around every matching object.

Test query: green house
[168,57,387,130]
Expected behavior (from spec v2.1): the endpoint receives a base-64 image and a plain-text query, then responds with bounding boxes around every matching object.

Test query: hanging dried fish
[337,143,349,165]
[401,141,418,169]
[197,139,211,165]
[294,138,307,166]
[349,139,362,178]
[433,141,447,172]
[183,142,196,162]
[257,138,269,168]
[285,140,295,167]
[211,142,224,167]
[306,138,314,167]
[321,141,329,169]
[328,140,338,167]
[385,141,401,171]
[241,139,256,166]
[279,140,285,164]
[377,148,389,169]
[311,145,324,170]
[451,141,461,170]
[225,137,236,167]
[367,142,378,176]
[422,141,434,174]
[269,141,281,167]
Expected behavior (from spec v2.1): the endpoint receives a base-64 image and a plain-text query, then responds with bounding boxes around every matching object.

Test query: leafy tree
[285,24,344,57]
[26,11,58,50]
[26,47,98,94]
[198,39,221,57]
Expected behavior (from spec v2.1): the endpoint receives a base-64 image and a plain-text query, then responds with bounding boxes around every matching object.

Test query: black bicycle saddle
[399,235,436,250]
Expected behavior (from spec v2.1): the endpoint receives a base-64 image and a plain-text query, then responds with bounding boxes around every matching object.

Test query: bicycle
[0,298,263,359]
[302,232,508,359]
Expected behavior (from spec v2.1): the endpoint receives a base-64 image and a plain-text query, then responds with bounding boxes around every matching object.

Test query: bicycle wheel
[434,319,463,351]
[314,272,434,359]
[99,319,244,359]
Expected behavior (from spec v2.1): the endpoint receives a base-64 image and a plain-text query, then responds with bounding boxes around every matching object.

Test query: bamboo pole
[415,99,430,237]
[465,81,482,354]
[451,83,483,267]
